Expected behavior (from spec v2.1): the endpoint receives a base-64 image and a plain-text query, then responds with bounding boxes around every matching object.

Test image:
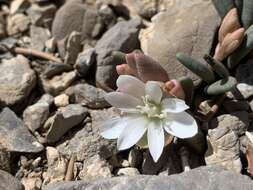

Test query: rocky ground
[0,0,253,190]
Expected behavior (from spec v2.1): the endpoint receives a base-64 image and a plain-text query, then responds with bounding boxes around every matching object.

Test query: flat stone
[0,55,36,106]
[44,104,88,143]
[42,71,77,96]
[65,83,109,109]
[30,25,50,51]
[210,111,249,136]
[139,0,220,85]
[44,166,253,190]
[0,170,24,190]
[7,13,30,35]
[23,94,53,132]
[0,107,44,153]
[56,108,118,162]
[74,48,96,77]
[95,18,142,89]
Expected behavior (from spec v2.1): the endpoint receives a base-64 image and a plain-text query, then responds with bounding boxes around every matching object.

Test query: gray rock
[56,108,118,161]
[139,0,220,85]
[116,167,140,176]
[44,104,88,143]
[65,83,109,109]
[79,155,112,180]
[210,111,249,136]
[0,170,24,190]
[0,55,36,106]
[30,25,50,51]
[41,71,77,96]
[23,94,53,132]
[0,144,11,172]
[74,48,96,77]
[98,4,117,28]
[7,13,30,35]
[44,166,253,190]
[223,100,249,113]
[42,62,73,79]
[63,31,82,65]
[0,13,6,39]
[26,3,56,28]
[52,1,103,42]
[206,126,241,173]
[95,18,142,89]
[0,107,44,153]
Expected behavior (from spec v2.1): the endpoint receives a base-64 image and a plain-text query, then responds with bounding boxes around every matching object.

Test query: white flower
[100,75,198,162]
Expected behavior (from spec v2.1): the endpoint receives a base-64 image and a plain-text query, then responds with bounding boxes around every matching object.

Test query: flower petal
[161,98,189,113]
[117,75,145,99]
[147,120,164,162]
[105,92,143,109]
[117,116,148,150]
[164,112,198,138]
[145,81,162,104]
[100,117,127,139]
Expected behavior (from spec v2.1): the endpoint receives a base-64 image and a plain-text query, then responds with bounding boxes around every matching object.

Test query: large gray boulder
[0,170,24,190]
[139,0,220,85]
[44,166,253,190]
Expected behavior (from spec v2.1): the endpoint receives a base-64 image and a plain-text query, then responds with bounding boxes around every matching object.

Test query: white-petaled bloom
[100,75,198,162]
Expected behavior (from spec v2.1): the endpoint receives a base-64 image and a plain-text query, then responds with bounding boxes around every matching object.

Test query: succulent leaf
[204,54,229,78]
[228,25,253,69]
[176,52,215,84]
[204,76,237,95]
[241,0,253,29]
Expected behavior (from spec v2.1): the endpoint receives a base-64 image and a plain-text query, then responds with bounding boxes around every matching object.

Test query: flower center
[136,96,166,119]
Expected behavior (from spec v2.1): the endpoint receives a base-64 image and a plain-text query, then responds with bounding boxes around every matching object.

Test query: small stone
[74,48,96,77]
[7,13,30,35]
[0,107,44,153]
[0,170,24,190]
[64,31,82,65]
[41,62,73,79]
[26,3,56,28]
[54,94,69,107]
[30,25,50,51]
[198,100,213,115]
[0,55,36,106]
[95,18,142,89]
[43,147,67,186]
[42,71,77,95]
[121,160,130,168]
[79,155,112,180]
[23,94,53,132]
[117,167,140,176]
[236,83,253,99]
[210,111,249,136]
[44,104,88,143]
[223,100,249,112]
[65,83,109,109]
[128,148,143,168]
